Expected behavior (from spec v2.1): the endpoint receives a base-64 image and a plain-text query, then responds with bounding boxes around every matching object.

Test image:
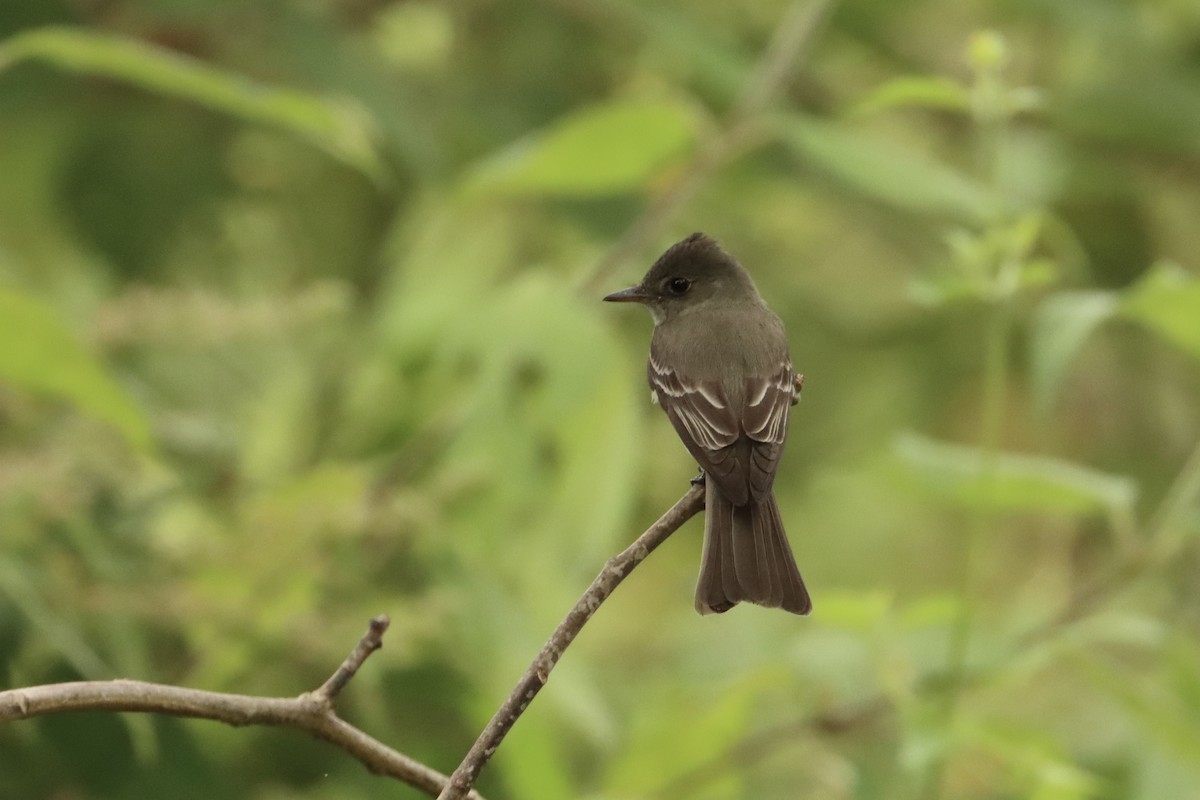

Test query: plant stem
[918,293,1012,799]
[919,33,1017,794]
[1147,436,1200,559]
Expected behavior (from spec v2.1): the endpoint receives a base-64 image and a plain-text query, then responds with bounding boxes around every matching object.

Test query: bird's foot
[791,373,805,406]
[690,468,706,487]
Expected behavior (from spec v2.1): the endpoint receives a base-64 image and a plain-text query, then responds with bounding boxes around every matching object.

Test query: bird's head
[603,233,759,325]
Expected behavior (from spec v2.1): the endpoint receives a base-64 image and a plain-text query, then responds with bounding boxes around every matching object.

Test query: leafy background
[2,0,1199,798]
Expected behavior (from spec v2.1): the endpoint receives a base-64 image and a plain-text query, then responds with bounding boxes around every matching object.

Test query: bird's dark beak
[603,285,651,303]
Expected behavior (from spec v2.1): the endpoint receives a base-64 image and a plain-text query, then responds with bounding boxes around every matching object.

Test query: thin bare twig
[436,484,706,800]
[316,614,390,701]
[0,616,485,800]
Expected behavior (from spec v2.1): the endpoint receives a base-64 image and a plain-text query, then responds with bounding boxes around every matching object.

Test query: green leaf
[1166,636,1200,720]
[852,75,970,116]
[1076,657,1200,768]
[0,287,152,450]
[910,215,1058,308]
[970,721,1105,800]
[608,0,753,105]
[908,270,989,308]
[814,588,893,631]
[909,258,1058,308]
[0,26,386,181]
[495,711,575,800]
[1031,290,1119,412]
[0,559,113,678]
[463,98,698,197]
[776,114,991,221]
[900,593,963,629]
[893,432,1137,518]
[1001,612,1165,689]
[1120,261,1200,361]
[605,672,768,795]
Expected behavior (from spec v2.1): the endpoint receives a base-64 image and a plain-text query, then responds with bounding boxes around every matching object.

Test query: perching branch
[436,483,706,800]
[0,616,486,800]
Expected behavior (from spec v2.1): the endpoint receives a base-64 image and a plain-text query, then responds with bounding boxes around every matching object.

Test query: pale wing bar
[742,363,795,445]
[648,355,739,451]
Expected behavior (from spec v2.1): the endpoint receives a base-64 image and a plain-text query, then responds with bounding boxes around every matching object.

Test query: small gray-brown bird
[604,233,811,615]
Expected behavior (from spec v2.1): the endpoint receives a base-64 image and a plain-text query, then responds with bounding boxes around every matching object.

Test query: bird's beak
[603,285,651,303]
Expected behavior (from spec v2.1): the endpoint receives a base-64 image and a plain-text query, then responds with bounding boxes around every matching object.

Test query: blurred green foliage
[1,1,1199,798]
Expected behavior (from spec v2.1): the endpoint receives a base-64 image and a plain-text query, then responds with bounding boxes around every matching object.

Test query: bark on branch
[0,615,485,800]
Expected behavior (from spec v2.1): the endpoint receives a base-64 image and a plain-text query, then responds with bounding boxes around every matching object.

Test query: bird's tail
[695,481,811,615]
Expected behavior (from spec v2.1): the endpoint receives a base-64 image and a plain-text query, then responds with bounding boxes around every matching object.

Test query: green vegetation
[2,1,1199,798]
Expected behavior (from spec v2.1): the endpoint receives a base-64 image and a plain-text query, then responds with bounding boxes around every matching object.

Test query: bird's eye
[665,277,691,296]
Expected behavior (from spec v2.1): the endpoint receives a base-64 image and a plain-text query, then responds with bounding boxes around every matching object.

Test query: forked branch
[0,616,485,800]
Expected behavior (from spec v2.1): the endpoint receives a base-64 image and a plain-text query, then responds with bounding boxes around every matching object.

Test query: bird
[603,232,811,615]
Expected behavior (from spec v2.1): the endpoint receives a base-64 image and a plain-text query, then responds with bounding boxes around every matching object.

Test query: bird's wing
[740,362,795,500]
[649,353,740,451]
[649,354,795,505]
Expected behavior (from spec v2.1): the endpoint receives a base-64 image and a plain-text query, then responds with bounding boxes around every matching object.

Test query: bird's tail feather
[695,481,811,615]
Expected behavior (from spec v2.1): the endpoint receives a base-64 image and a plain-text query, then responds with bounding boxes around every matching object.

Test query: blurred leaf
[429,270,644,575]
[908,271,988,307]
[893,432,1137,517]
[911,214,1058,307]
[998,612,1166,690]
[910,257,1057,308]
[1076,657,1200,768]
[610,0,753,105]
[995,128,1062,210]
[1166,636,1200,721]
[1009,213,1044,257]
[967,29,1009,73]
[1031,290,1119,411]
[605,673,772,795]
[1007,87,1047,115]
[777,114,991,221]
[497,712,575,800]
[852,75,970,116]
[900,594,963,629]
[239,358,319,482]
[899,709,953,774]
[0,27,386,181]
[0,559,112,678]
[1015,258,1059,290]
[1029,768,1103,800]
[463,98,698,197]
[1120,261,1200,361]
[971,721,1104,800]
[0,286,151,450]
[1059,68,1200,155]
[814,589,893,631]
[371,2,454,72]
